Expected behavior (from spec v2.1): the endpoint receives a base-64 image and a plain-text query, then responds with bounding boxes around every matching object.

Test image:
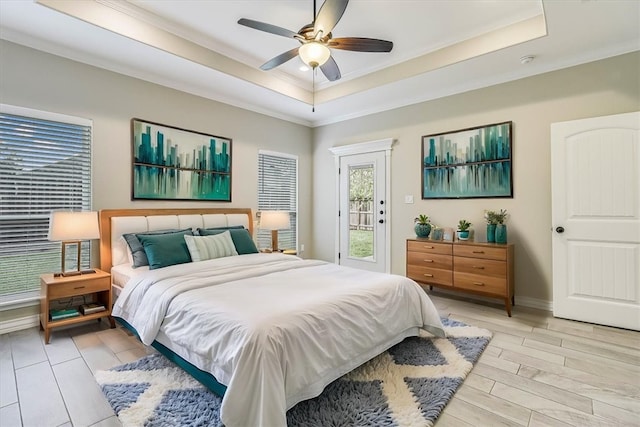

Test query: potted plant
[484,210,498,242]
[494,209,508,244]
[457,219,471,241]
[414,214,431,238]
[484,209,508,243]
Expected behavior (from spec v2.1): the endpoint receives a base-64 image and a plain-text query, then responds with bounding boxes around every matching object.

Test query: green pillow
[138,231,193,269]
[197,227,259,254]
[124,228,192,268]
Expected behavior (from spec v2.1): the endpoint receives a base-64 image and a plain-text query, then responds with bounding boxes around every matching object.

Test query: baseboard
[426,287,552,313]
[516,295,552,312]
[0,314,39,335]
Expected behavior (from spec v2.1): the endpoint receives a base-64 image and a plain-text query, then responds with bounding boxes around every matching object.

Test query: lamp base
[54,269,96,278]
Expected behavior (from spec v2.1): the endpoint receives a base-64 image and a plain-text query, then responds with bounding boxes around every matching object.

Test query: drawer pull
[74,286,86,290]
[472,282,485,286]
[423,246,434,249]
[472,250,484,254]
[423,259,434,263]
[472,266,485,270]
[423,273,434,277]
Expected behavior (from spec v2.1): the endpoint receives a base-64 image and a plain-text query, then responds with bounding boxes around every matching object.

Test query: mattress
[110,263,148,288]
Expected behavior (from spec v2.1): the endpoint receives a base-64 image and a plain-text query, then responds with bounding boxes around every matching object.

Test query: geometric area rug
[95,317,491,427]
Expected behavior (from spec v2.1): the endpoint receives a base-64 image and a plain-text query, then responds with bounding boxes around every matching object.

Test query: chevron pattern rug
[96,318,491,427]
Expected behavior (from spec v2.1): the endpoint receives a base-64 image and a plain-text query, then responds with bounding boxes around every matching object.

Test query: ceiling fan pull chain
[312,69,316,113]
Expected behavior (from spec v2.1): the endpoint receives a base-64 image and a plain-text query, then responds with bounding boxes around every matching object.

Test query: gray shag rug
[96,318,491,427]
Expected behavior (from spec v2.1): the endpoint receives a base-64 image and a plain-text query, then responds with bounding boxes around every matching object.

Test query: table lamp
[47,211,100,276]
[259,211,291,252]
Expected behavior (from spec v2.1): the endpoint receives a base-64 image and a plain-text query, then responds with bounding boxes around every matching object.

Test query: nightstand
[40,268,115,343]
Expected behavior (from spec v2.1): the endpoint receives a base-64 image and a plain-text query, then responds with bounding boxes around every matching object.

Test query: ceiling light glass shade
[299,42,331,68]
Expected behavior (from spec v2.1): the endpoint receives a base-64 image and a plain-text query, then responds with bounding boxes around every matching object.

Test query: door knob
[556,226,565,233]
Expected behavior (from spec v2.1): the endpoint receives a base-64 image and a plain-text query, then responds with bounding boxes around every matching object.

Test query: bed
[99,208,445,427]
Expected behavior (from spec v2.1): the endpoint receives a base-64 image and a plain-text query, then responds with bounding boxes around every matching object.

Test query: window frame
[257,149,298,252]
[0,104,93,308]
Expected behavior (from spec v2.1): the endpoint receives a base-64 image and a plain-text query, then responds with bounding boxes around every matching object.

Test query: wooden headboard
[99,208,254,273]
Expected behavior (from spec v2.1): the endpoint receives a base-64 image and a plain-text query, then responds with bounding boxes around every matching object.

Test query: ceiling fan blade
[260,48,300,70]
[319,55,341,81]
[329,37,393,52]
[314,0,349,37]
[238,18,298,39]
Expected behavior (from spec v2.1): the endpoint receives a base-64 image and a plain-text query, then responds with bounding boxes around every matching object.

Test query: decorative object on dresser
[413,214,431,238]
[431,225,443,240]
[47,210,100,276]
[421,121,513,199]
[456,219,471,241]
[484,209,508,244]
[40,268,115,343]
[406,239,515,316]
[131,118,232,202]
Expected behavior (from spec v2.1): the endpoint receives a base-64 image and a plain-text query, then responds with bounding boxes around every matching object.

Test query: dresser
[406,239,515,316]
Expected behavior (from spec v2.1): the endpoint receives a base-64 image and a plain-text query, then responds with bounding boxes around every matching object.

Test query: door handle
[556,226,565,233]
[378,219,384,224]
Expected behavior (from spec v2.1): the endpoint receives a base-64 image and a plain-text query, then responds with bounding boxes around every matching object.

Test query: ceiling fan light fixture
[299,42,331,68]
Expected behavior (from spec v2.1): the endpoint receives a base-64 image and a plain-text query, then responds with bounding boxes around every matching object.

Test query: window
[257,150,297,251]
[0,105,92,304]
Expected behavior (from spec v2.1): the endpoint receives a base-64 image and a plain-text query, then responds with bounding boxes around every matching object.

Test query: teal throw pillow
[123,228,192,268]
[197,227,259,254]
[137,231,193,269]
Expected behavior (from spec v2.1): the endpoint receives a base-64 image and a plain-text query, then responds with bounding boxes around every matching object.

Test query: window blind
[257,151,297,251]
[0,107,92,301]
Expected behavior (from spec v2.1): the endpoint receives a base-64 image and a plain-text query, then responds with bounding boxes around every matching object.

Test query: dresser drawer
[454,272,506,295]
[454,256,506,278]
[407,265,453,287]
[48,276,110,299]
[407,240,452,255]
[407,252,452,270]
[454,245,506,261]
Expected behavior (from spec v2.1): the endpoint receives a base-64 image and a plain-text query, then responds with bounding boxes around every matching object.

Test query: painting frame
[131,118,232,202]
[421,121,513,199]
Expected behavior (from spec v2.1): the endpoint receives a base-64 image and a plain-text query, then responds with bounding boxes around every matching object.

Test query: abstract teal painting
[132,119,231,201]
[421,122,512,199]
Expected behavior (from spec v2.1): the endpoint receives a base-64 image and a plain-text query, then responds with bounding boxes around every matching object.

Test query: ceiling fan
[238,0,393,82]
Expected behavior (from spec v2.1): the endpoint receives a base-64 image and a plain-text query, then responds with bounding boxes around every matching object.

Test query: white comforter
[112,253,445,427]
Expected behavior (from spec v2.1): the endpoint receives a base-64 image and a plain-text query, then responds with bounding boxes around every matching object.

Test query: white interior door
[551,111,640,330]
[338,151,387,273]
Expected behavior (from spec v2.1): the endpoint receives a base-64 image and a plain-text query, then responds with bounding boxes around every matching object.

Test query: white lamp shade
[260,211,291,230]
[299,42,331,67]
[48,211,100,241]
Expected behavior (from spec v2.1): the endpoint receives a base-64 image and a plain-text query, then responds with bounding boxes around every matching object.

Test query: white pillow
[184,231,238,262]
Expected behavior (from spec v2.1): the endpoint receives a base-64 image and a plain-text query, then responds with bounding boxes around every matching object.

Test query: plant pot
[414,223,431,238]
[457,230,470,241]
[486,224,496,243]
[495,224,507,244]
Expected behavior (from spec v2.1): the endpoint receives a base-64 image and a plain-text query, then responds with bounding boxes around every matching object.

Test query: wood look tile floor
[1,293,638,427]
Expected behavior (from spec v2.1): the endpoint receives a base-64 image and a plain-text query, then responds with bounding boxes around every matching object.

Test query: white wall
[2,39,639,312]
[311,52,640,307]
[0,40,314,256]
